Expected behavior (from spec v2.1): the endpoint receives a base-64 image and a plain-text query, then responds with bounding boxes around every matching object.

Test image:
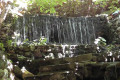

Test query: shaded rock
[0,69,4,78]
[39,63,75,73]
[91,56,97,62]
[13,65,22,79]
[105,63,118,80]
[21,67,34,80]
[0,59,7,69]
[116,63,120,79]
[50,71,76,80]
[75,63,84,80]
[25,75,51,80]
[26,58,69,74]
[24,52,32,57]
[7,53,19,63]
[22,46,30,52]
[34,49,43,58]
[49,72,66,80]
[38,71,76,80]
[64,57,76,63]
[75,53,93,62]
[14,77,21,80]
[63,53,92,63]
[96,54,106,62]
[90,63,105,79]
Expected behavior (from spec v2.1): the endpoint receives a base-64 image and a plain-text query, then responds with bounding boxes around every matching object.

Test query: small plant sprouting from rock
[39,37,47,45]
[0,43,5,51]
[94,37,120,62]
[94,37,106,52]
[6,40,12,47]
[94,37,106,46]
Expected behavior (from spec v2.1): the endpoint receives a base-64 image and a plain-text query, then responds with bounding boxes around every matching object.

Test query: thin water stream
[14,14,106,45]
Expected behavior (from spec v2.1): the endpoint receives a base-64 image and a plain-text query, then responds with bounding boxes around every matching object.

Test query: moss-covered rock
[13,65,22,79]
[0,69,4,78]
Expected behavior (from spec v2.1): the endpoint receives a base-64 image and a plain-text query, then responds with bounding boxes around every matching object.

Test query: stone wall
[5,44,120,80]
[6,44,120,61]
[4,45,120,80]
[6,45,97,59]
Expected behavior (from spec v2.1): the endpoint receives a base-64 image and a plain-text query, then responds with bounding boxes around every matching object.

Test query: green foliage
[0,43,5,51]
[13,42,17,48]
[95,37,117,56]
[95,37,106,46]
[22,38,47,46]
[6,40,12,47]
[17,55,26,60]
[95,0,120,13]
[106,45,115,51]
[99,38,106,46]
[2,0,120,18]
[27,0,66,14]
[10,0,119,16]
[27,0,116,16]
[29,44,35,51]
[39,38,47,45]
[23,39,29,44]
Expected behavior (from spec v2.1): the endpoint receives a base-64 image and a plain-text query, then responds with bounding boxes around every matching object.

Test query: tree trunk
[0,1,9,26]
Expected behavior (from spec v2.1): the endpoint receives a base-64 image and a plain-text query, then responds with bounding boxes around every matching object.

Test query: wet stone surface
[5,45,120,80]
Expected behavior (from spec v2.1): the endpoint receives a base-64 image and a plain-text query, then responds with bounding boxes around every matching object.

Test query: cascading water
[14,14,106,45]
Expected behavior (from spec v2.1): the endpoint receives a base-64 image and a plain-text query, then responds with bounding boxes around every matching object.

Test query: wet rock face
[15,15,108,44]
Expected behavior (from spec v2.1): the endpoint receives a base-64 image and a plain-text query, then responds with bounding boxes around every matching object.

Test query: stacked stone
[7,52,120,80]
[0,51,12,80]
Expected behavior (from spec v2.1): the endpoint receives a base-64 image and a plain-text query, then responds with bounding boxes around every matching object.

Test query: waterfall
[14,14,107,45]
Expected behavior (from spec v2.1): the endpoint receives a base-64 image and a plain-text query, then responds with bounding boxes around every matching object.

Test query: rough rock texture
[15,15,108,44]
[108,15,120,44]
[0,14,14,43]
[6,45,97,59]
[5,44,120,80]
[0,51,17,80]
[2,14,120,80]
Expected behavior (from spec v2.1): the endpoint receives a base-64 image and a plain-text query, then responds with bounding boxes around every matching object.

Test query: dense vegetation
[25,0,120,16]
[1,0,120,22]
